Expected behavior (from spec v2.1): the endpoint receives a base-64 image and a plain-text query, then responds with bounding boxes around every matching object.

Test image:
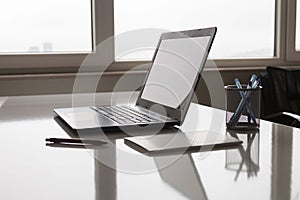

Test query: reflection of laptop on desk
[155,154,208,200]
[54,27,217,130]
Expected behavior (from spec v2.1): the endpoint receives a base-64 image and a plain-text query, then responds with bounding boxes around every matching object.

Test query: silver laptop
[54,27,217,130]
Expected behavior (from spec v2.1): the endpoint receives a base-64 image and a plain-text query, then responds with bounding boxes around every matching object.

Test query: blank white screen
[141,36,210,109]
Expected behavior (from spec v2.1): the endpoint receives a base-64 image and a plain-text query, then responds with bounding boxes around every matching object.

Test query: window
[114,0,276,61]
[0,0,93,54]
[296,0,300,51]
[0,0,300,73]
[0,0,113,70]
[286,0,300,61]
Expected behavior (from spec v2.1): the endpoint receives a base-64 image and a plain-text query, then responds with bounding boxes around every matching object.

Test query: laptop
[54,27,217,130]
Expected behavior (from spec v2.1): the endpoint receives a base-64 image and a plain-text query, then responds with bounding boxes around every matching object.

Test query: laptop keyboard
[91,105,161,124]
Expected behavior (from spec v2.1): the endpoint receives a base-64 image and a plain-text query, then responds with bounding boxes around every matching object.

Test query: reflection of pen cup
[225,85,262,130]
[225,130,260,179]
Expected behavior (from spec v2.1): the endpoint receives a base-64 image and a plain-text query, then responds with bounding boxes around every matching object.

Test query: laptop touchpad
[65,111,97,121]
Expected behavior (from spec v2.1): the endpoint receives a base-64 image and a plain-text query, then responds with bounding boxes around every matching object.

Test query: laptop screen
[140,36,211,109]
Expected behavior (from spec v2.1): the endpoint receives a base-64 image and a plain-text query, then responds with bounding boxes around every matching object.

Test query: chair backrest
[266,66,300,115]
[260,71,277,117]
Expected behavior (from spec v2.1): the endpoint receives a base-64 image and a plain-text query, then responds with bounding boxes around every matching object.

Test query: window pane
[114,0,275,60]
[0,0,92,54]
[296,0,300,51]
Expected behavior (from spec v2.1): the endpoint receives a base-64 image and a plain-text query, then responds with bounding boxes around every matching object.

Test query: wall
[0,67,264,109]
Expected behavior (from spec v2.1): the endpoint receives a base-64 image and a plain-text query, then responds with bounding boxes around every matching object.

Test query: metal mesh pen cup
[225,85,262,130]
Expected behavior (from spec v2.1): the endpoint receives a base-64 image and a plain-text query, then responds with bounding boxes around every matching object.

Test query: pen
[46,143,106,149]
[247,74,257,89]
[246,75,257,122]
[229,77,260,126]
[234,78,257,124]
[45,138,107,146]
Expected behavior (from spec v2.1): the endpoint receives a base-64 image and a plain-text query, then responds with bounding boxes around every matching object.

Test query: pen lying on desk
[45,138,108,146]
[46,143,106,150]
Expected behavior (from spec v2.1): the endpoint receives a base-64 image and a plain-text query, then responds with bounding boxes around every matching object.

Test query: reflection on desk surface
[155,154,207,200]
[0,94,299,200]
[226,130,260,181]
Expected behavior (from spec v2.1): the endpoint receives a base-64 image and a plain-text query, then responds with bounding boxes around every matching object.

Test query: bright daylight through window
[0,0,92,54]
[114,0,275,61]
[296,0,300,51]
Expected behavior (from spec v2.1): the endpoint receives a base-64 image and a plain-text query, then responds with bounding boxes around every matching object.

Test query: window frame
[0,0,114,74]
[0,0,299,76]
[286,0,300,61]
[113,0,300,70]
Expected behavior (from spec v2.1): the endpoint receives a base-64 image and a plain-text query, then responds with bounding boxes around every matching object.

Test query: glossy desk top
[0,93,299,200]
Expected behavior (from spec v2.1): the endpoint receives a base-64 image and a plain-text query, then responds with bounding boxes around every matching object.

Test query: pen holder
[225,85,262,130]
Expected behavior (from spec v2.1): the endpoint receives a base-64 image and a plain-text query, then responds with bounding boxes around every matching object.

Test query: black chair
[260,66,300,128]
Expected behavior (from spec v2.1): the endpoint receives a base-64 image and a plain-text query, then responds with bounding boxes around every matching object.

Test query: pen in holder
[225,85,262,130]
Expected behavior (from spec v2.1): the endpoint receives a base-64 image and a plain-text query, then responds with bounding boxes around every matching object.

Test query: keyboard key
[92,105,161,124]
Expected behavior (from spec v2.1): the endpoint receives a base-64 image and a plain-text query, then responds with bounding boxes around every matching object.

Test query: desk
[0,92,299,200]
